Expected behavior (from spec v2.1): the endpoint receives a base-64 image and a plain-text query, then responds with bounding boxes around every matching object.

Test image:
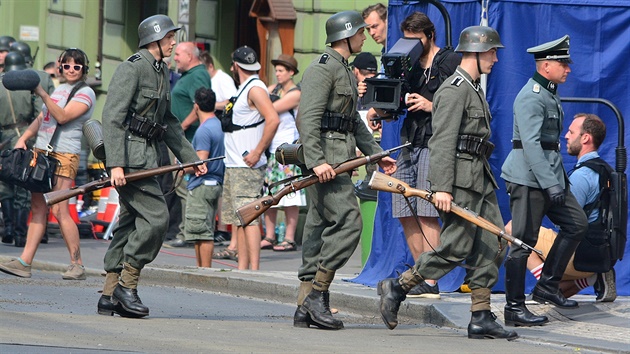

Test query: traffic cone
[103,188,119,226]
[93,187,111,233]
[68,196,80,224]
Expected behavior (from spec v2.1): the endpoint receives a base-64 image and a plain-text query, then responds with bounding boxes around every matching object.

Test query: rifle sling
[401,193,503,271]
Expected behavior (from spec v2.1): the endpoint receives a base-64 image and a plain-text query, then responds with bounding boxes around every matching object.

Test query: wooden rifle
[368,171,543,255]
[236,143,410,226]
[44,156,224,206]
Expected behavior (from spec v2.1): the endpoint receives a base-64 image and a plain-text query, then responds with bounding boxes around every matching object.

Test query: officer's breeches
[298,173,361,281]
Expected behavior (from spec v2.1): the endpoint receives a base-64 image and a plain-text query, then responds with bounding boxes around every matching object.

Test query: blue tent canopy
[350,0,630,296]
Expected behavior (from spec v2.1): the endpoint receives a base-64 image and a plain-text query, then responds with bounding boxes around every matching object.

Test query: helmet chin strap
[158,42,165,60]
[346,38,354,54]
[476,52,483,76]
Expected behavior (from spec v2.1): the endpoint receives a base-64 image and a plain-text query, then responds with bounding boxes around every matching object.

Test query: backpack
[219,78,264,133]
[572,157,627,272]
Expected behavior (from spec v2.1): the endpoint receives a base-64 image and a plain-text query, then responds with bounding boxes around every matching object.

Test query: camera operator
[369,12,460,298]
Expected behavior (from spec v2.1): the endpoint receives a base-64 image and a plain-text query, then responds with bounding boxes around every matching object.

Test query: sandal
[273,240,297,252]
[213,248,238,261]
[260,237,276,250]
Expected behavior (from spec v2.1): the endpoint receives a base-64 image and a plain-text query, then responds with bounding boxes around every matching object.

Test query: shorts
[535,227,594,281]
[35,149,79,179]
[391,146,438,218]
[264,152,306,208]
[184,184,222,242]
[220,167,265,226]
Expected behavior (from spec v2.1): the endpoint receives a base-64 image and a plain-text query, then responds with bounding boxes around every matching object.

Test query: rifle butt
[236,196,274,226]
[368,171,401,194]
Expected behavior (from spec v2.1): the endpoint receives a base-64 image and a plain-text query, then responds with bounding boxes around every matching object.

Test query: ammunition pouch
[275,143,305,166]
[127,112,167,141]
[321,111,357,134]
[456,135,495,159]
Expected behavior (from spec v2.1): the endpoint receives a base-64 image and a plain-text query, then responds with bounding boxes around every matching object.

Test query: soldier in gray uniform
[294,10,397,330]
[97,14,207,319]
[501,36,587,326]
[378,26,517,340]
[0,52,41,247]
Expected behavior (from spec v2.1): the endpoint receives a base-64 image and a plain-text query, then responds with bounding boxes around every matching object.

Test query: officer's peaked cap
[527,35,572,64]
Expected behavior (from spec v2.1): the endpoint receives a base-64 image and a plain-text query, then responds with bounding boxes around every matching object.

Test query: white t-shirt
[35,82,95,154]
[224,75,268,168]
[211,69,237,103]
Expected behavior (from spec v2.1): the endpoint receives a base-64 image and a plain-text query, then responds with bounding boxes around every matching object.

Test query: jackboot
[504,256,548,326]
[294,281,317,328]
[97,272,141,318]
[13,208,29,248]
[1,200,14,244]
[377,268,422,330]
[532,237,581,308]
[468,310,518,340]
[111,263,149,318]
[301,266,343,330]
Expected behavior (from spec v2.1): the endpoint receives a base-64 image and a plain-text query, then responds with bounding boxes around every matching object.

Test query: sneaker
[594,269,616,302]
[407,281,440,299]
[0,258,32,278]
[62,264,86,280]
[162,238,191,248]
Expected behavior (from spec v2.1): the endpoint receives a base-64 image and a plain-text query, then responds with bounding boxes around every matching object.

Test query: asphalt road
[0,271,591,354]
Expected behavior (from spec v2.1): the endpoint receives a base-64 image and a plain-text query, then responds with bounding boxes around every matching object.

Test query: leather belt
[512,140,559,151]
[456,135,495,159]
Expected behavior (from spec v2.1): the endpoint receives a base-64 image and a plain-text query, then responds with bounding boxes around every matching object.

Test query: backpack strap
[575,158,613,219]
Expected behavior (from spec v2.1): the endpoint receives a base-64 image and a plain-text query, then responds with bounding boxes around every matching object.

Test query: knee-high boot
[532,237,581,308]
[504,256,548,326]
[1,200,14,245]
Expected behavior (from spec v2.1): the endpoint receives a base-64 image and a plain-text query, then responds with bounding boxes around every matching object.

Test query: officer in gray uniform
[97,14,206,319]
[501,36,587,325]
[0,51,42,247]
[295,10,396,330]
[10,41,55,95]
[378,26,517,340]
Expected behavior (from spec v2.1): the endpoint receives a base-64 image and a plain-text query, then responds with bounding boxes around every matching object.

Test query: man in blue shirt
[512,113,616,304]
[184,87,225,267]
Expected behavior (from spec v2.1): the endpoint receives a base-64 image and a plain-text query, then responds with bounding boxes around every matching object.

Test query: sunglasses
[62,64,83,71]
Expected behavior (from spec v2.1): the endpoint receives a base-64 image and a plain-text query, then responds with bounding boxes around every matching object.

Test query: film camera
[362,38,423,116]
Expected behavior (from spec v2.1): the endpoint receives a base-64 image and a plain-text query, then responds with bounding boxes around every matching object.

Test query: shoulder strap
[49,81,88,150]
[576,158,613,218]
[234,77,260,102]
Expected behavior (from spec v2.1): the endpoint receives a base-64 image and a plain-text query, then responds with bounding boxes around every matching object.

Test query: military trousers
[415,174,507,290]
[505,182,587,260]
[298,173,361,281]
[103,176,169,272]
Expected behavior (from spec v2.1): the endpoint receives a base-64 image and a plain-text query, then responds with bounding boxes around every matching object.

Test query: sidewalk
[1,237,628,353]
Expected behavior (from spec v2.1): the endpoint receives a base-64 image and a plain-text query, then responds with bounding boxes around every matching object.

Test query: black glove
[545,184,565,206]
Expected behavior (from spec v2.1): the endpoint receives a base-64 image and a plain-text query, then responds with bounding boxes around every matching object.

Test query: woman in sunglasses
[0,48,95,280]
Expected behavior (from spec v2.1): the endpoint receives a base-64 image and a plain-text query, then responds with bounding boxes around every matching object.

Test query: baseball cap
[350,52,377,72]
[232,46,261,71]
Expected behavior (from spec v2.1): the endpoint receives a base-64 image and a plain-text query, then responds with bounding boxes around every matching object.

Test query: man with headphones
[97,14,206,319]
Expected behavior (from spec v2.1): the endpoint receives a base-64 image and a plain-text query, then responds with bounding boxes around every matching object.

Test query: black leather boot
[377,278,407,330]
[301,289,344,330]
[13,208,29,248]
[532,237,581,308]
[293,305,319,328]
[504,256,548,326]
[1,200,14,244]
[98,294,145,318]
[112,284,149,318]
[468,310,518,340]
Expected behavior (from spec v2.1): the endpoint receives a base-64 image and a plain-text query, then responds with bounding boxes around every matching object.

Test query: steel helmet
[325,11,367,44]
[10,41,33,65]
[138,14,181,48]
[455,26,504,53]
[0,35,16,52]
[4,52,27,72]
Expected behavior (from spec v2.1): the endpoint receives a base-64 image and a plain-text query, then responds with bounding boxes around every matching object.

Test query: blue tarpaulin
[349,0,630,296]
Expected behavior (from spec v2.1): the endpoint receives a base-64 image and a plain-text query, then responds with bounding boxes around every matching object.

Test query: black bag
[220,78,264,133]
[572,158,627,272]
[0,149,59,193]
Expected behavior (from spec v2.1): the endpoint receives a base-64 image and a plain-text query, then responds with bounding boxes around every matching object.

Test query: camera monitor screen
[363,77,403,111]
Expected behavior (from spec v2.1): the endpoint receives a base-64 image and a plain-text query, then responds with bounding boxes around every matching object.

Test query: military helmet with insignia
[455,26,504,53]
[138,14,181,48]
[10,41,33,66]
[325,11,367,44]
[527,35,572,64]
[4,51,27,72]
[0,35,16,52]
